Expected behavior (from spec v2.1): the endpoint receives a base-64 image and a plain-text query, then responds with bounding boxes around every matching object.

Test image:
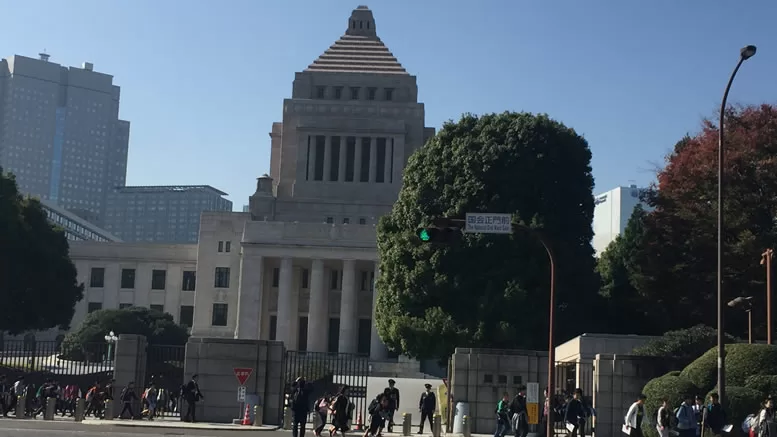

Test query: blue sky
[2,0,775,209]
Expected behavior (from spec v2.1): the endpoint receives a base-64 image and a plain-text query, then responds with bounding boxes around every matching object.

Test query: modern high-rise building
[104,185,232,243]
[0,54,130,225]
[592,184,647,255]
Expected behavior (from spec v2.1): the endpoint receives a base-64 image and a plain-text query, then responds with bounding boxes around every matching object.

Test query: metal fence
[144,344,185,418]
[552,361,595,436]
[0,340,112,388]
[283,351,370,426]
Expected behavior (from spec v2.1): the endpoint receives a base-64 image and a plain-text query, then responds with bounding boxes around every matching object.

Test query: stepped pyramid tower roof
[305,5,408,75]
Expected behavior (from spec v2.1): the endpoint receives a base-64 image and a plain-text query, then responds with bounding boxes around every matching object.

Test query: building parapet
[242,221,376,248]
[69,241,198,263]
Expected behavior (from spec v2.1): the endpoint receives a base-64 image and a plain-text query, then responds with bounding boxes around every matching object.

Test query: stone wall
[183,337,285,424]
[450,348,549,434]
[111,334,148,417]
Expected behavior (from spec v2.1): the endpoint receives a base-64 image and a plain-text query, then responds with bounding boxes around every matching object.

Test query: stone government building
[58,5,435,363]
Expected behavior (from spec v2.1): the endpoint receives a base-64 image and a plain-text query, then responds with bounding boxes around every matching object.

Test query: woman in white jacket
[624,394,648,437]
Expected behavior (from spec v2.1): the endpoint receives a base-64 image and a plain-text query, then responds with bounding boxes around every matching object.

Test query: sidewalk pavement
[81,417,280,431]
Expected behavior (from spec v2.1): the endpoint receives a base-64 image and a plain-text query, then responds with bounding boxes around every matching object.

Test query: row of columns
[307,136,393,184]
[235,256,389,359]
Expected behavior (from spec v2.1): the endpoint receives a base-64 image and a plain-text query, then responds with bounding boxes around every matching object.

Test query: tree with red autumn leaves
[599,104,777,337]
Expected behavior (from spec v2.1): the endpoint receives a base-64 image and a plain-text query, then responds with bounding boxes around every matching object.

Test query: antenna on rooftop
[39,50,50,62]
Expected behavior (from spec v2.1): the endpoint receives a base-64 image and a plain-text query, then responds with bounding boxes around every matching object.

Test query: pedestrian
[418,383,436,434]
[290,377,311,437]
[144,383,158,420]
[118,382,138,419]
[494,392,510,437]
[329,385,351,437]
[384,379,400,433]
[702,393,726,437]
[365,394,390,437]
[656,398,671,437]
[0,375,8,417]
[510,386,529,437]
[8,376,24,414]
[182,374,203,423]
[754,396,775,437]
[675,395,696,437]
[693,395,704,436]
[314,393,331,437]
[563,388,588,437]
[624,393,648,437]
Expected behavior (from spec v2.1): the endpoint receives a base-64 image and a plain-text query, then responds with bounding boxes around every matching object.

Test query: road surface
[0,419,285,437]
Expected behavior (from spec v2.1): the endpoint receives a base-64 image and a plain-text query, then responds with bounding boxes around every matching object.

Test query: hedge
[705,386,762,437]
[632,324,737,368]
[681,344,777,393]
[744,375,777,396]
[641,373,699,437]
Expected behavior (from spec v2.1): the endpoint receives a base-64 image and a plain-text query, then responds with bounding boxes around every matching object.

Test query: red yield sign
[234,368,253,386]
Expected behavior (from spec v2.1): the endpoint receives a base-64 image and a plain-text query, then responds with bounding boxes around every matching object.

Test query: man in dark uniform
[418,383,436,434]
[182,374,203,423]
[384,379,400,432]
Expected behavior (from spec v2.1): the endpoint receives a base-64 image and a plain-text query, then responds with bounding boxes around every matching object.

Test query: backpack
[290,388,305,409]
[368,399,380,415]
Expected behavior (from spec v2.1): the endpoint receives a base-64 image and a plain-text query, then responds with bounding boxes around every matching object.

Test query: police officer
[384,379,400,432]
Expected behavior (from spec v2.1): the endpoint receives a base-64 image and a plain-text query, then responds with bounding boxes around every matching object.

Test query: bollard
[44,397,56,420]
[462,415,471,437]
[402,412,412,436]
[15,396,25,418]
[103,399,113,420]
[283,406,292,430]
[253,404,264,427]
[433,414,442,437]
[75,398,86,422]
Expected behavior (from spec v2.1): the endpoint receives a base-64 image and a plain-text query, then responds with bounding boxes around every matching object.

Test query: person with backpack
[289,377,311,437]
[754,396,775,437]
[143,383,158,420]
[314,393,332,437]
[118,382,138,419]
[676,395,697,437]
[564,388,589,437]
[510,386,529,437]
[182,374,203,423]
[418,383,436,434]
[657,398,671,437]
[494,392,511,437]
[365,394,390,437]
[329,385,351,437]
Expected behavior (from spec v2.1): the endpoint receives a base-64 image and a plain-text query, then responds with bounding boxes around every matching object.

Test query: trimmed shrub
[681,344,777,393]
[667,370,681,377]
[641,373,699,437]
[633,325,738,368]
[744,375,777,396]
[705,386,762,437]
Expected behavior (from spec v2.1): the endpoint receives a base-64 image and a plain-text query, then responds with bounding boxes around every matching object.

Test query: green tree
[62,307,189,353]
[0,169,84,334]
[376,112,600,359]
[632,325,738,368]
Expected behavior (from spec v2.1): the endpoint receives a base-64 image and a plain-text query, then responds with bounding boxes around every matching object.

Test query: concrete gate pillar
[112,334,148,418]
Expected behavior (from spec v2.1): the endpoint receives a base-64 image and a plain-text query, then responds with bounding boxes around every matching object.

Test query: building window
[343,218,350,224]
[121,269,136,289]
[179,305,194,327]
[150,304,164,313]
[89,267,105,288]
[385,88,394,101]
[214,267,230,288]
[330,270,339,290]
[360,271,369,291]
[350,87,360,100]
[326,217,334,224]
[119,303,132,309]
[316,86,326,99]
[151,269,167,290]
[367,87,377,100]
[298,317,309,351]
[360,138,371,182]
[225,241,231,252]
[328,318,340,353]
[334,86,343,99]
[314,135,325,181]
[87,302,102,313]
[301,269,309,289]
[269,315,278,341]
[358,318,372,355]
[218,241,224,252]
[182,271,196,291]
[272,268,280,287]
[211,303,228,326]
[359,218,367,225]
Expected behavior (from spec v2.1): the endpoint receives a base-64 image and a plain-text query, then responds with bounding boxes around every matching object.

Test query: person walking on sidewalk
[384,379,400,433]
[624,394,648,437]
[290,377,312,437]
[329,385,351,437]
[418,384,436,434]
[494,392,511,437]
[510,386,529,437]
[118,382,138,419]
[182,374,203,423]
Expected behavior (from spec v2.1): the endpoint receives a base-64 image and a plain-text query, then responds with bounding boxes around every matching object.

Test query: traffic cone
[242,404,252,426]
[355,412,363,431]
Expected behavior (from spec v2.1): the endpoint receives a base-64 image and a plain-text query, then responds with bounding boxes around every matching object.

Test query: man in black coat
[418,384,436,434]
[384,379,400,432]
[289,377,311,437]
[182,374,203,423]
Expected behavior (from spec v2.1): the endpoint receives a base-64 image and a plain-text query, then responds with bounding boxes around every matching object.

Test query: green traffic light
[419,228,431,242]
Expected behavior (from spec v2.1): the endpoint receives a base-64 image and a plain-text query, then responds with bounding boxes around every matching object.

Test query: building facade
[0,54,130,225]
[104,185,232,243]
[592,185,646,255]
[40,199,121,242]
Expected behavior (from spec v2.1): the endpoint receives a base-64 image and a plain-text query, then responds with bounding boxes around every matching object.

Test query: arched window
[367,21,370,29]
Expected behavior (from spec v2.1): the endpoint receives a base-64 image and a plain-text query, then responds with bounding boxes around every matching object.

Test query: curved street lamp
[104,330,118,363]
[717,44,757,403]
[727,296,754,344]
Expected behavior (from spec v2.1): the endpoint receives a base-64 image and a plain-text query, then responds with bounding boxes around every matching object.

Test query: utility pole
[762,248,774,345]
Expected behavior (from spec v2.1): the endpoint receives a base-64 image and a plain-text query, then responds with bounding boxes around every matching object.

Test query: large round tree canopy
[375,112,599,359]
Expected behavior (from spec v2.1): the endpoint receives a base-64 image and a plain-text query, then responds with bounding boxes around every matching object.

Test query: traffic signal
[416,227,462,244]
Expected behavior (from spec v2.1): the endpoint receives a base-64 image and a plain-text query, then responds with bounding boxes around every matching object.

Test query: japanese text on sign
[526,382,539,403]
[527,403,539,425]
[233,367,254,386]
[464,213,513,234]
[237,386,246,402]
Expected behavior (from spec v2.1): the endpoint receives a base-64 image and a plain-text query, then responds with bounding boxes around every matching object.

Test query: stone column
[370,262,389,360]
[383,138,392,184]
[323,136,332,181]
[338,137,347,182]
[338,259,358,354]
[276,257,294,347]
[307,135,315,181]
[354,137,363,182]
[368,137,377,182]
[235,254,264,340]
[307,259,328,352]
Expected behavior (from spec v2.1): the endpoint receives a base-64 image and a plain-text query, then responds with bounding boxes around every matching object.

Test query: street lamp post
[727,297,754,344]
[761,249,773,344]
[717,44,757,403]
[104,330,118,363]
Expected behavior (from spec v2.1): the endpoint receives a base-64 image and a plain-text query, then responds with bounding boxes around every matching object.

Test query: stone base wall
[183,337,285,424]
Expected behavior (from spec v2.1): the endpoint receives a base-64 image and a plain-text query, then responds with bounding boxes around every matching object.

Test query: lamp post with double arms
[717,44,757,403]
[727,296,754,344]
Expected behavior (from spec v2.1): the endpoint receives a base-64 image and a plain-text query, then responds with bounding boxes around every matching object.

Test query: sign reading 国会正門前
[464,213,513,234]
